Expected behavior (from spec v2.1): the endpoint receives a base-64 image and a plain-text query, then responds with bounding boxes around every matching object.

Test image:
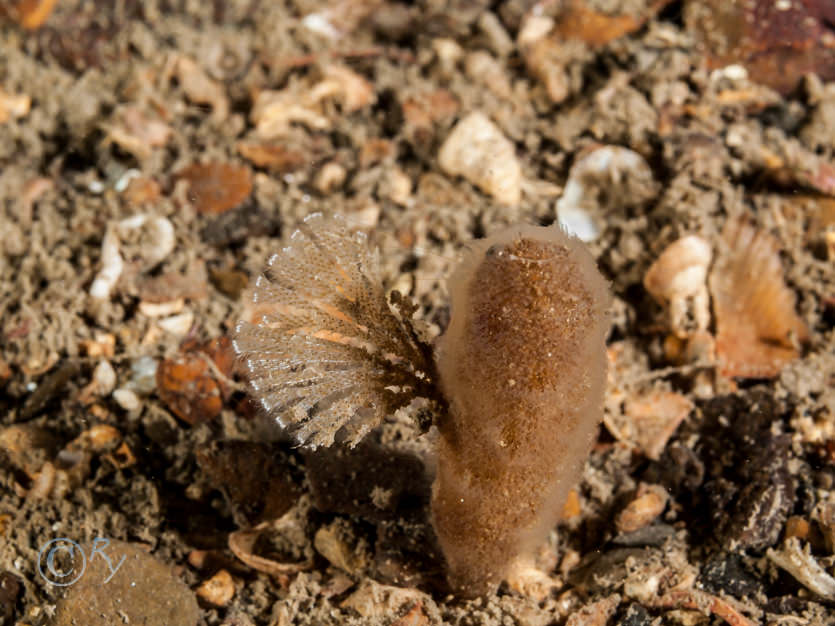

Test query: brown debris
[236,142,308,173]
[156,338,234,425]
[565,594,621,626]
[613,390,693,460]
[710,217,809,378]
[196,441,300,526]
[551,0,673,47]
[0,572,22,623]
[105,106,171,161]
[208,266,249,300]
[649,588,757,626]
[685,0,835,95]
[0,89,31,123]
[340,579,431,620]
[2,0,57,29]
[172,56,229,121]
[123,176,161,205]
[177,162,253,215]
[391,602,430,626]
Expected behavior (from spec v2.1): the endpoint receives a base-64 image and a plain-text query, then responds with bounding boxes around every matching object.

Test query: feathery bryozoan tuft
[233,213,436,448]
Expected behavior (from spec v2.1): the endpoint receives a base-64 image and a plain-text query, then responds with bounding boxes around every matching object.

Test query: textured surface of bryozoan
[710,216,810,378]
[432,224,610,596]
[233,213,434,448]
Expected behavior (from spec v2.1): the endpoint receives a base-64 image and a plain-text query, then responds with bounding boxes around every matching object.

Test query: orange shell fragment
[177,162,253,215]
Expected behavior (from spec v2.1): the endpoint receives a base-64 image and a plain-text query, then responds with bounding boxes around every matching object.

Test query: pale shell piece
[438,112,522,205]
[710,217,809,378]
[644,235,712,338]
[138,299,185,317]
[89,228,123,300]
[644,236,712,302]
[92,360,117,396]
[112,388,141,412]
[90,215,177,300]
[157,311,194,336]
[314,162,347,193]
[252,65,374,138]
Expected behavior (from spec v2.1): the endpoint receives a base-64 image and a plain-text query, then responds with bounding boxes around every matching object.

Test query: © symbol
[37,538,86,587]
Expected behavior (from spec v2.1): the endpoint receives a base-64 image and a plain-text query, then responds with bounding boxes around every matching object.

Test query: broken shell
[557,146,656,241]
[616,484,669,534]
[438,112,522,205]
[314,162,347,194]
[90,215,177,300]
[157,311,194,336]
[710,217,809,378]
[229,497,314,576]
[29,461,56,499]
[313,519,370,576]
[767,537,835,600]
[644,235,712,338]
[173,55,229,121]
[139,299,185,318]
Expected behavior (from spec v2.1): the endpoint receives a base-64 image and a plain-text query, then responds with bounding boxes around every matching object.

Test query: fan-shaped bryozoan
[233,213,437,448]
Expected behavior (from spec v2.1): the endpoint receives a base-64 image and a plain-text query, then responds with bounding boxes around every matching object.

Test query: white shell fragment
[767,538,835,600]
[89,228,124,300]
[644,235,712,338]
[438,111,522,205]
[89,214,176,300]
[112,388,141,412]
[556,146,655,241]
[157,311,194,336]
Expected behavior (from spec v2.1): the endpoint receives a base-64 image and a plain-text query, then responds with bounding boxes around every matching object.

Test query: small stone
[54,541,200,625]
[616,484,669,534]
[177,162,253,215]
[314,162,347,193]
[196,569,235,607]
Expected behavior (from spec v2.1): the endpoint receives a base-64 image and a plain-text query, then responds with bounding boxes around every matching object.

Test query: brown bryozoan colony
[234,213,610,596]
